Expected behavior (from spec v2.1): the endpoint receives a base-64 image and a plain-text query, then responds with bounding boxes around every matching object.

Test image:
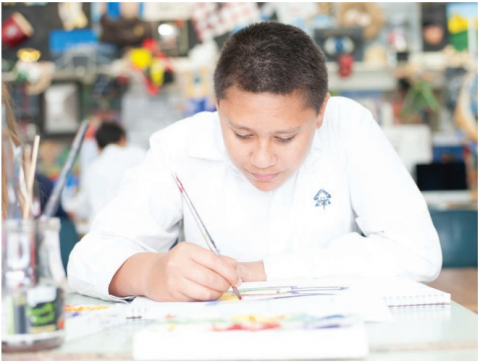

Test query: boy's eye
[235,133,251,140]
[276,136,294,143]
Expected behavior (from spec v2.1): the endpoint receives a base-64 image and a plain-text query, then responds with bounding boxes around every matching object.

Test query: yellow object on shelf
[150,58,165,87]
[448,14,469,34]
[130,48,152,70]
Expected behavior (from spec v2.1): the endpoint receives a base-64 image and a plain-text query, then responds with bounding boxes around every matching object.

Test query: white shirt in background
[67,144,146,228]
[67,97,442,302]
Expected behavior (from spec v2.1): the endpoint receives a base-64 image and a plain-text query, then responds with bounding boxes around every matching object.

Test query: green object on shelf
[450,30,470,52]
[401,79,440,118]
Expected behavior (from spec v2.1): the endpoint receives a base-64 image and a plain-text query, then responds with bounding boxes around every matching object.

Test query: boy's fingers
[184,264,231,293]
[180,277,223,302]
[171,290,196,302]
[191,250,241,287]
[221,255,238,269]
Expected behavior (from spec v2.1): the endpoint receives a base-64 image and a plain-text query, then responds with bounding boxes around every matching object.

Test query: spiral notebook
[314,276,451,309]
[368,278,451,308]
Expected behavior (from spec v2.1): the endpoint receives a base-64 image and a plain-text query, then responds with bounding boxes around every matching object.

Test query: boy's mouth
[250,172,280,182]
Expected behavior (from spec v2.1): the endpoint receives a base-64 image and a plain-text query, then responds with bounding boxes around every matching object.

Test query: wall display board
[1,2,91,62]
[42,82,81,138]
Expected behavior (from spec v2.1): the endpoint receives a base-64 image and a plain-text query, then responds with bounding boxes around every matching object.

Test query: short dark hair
[214,22,328,112]
[95,122,126,149]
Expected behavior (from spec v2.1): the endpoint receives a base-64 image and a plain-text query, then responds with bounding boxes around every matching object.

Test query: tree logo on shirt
[314,189,331,209]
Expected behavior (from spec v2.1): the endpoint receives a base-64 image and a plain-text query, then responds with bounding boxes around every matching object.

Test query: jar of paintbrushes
[2,218,66,352]
[1,104,89,352]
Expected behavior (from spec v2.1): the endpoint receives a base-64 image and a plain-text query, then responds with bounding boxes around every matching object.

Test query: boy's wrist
[109,252,163,298]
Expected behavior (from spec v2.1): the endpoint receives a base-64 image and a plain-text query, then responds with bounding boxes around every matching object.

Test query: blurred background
[2,2,478,311]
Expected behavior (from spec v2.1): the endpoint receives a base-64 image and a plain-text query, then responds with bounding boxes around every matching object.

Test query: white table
[3,293,478,360]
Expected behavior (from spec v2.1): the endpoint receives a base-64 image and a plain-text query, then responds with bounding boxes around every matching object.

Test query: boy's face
[217,86,330,192]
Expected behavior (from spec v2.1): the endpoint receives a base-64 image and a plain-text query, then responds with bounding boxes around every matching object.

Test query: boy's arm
[262,107,442,283]
[67,132,240,302]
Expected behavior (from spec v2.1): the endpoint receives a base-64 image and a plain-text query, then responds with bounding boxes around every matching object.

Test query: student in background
[65,122,146,229]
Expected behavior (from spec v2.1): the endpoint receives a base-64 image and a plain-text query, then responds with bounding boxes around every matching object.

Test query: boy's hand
[236,261,267,282]
[143,242,241,302]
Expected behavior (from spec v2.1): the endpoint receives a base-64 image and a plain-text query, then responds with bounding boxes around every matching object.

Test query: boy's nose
[251,141,276,169]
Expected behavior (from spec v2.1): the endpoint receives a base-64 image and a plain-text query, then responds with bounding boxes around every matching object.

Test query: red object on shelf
[338,54,354,78]
[2,12,34,48]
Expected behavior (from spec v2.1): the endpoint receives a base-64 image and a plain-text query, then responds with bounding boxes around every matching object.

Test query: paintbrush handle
[179,189,219,254]
[43,121,89,218]
[173,174,242,300]
[23,135,40,219]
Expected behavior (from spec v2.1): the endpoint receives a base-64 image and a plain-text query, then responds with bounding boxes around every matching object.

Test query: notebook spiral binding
[124,305,147,320]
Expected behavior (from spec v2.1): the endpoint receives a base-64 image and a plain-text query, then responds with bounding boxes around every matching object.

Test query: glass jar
[2,218,65,352]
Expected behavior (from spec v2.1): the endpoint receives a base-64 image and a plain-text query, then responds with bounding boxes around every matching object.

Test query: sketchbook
[125,278,393,323]
[126,277,450,323]
[358,277,451,308]
[132,313,369,360]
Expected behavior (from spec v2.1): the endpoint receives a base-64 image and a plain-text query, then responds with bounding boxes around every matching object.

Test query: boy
[68,22,441,303]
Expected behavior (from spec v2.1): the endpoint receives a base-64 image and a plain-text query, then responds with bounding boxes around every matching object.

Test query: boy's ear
[316,93,331,129]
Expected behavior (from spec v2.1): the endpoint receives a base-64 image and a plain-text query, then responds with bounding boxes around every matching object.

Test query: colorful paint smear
[159,313,352,333]
[209,285,348,305]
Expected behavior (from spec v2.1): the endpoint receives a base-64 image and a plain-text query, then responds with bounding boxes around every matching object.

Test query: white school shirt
[67,97,442,302]
[65,144,146,227]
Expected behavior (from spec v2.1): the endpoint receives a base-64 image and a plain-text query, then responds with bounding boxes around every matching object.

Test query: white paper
[127,277,392,323]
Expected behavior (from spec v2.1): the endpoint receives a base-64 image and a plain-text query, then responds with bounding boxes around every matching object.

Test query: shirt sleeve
[67,133,183,302]
[263,106,442,283]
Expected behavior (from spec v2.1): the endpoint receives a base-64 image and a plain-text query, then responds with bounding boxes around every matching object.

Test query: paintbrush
[172,173,242,300]
[23,135,40,219]
[2,105,22,219]
[42,121,89,218]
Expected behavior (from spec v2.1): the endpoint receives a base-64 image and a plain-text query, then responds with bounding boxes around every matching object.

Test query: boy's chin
[246,174,286,192]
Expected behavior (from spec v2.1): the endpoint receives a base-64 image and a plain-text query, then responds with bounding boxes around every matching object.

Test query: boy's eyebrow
[227,119,302,134]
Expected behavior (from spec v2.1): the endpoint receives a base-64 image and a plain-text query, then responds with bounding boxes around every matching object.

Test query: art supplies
[126,279,393,323]
[132,313,369,360]
[3,217,68,352]
[42,121,89,218]
[172,173,242,300]
[23,135,40,219]
[1,126,24,219]
[64,305,126,342]
[126,276,452,325]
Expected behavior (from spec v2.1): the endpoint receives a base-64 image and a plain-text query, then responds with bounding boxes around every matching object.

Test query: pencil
[172,173,242,300]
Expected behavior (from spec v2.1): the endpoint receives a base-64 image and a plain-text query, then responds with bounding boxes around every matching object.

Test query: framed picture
[42,81,81,138]
[156,20,190,57]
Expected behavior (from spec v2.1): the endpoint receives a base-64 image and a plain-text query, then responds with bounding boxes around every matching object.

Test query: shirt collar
[187,112,226,162]
[102,144,123,154]
[303,128,323,168]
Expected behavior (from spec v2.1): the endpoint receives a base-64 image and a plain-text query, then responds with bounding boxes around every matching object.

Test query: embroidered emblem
[314,189,331,209]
